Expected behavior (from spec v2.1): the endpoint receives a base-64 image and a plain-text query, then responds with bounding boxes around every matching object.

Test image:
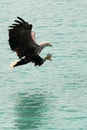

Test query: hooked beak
[49,43,52,47]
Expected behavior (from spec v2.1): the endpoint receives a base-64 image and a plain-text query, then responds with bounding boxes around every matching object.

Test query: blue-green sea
[0,0,87,129]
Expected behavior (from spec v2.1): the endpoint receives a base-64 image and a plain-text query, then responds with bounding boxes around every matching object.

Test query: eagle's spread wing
[8,17,39,58]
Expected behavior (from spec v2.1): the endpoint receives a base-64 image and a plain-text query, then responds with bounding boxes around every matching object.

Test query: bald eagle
[8,17,52,68]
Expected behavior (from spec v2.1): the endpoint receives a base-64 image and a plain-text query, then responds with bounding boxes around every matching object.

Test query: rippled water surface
[0,0,87,129]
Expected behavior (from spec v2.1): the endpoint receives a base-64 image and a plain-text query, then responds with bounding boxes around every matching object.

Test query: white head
[37,42,52,54]
[40,42,52,48]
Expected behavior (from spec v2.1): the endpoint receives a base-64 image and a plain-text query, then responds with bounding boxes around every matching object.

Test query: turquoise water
[0,0,87,129]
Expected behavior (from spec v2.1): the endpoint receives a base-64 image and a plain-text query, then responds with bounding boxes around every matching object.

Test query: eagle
[8,17,52,68]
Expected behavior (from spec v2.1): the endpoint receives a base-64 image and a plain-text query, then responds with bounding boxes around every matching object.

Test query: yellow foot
[46,54,52,61]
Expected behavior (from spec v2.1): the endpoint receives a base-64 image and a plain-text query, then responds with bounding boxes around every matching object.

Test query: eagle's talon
[46,53,52,61]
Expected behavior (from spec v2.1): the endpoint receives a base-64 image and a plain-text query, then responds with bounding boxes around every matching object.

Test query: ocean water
[0,0,87,129]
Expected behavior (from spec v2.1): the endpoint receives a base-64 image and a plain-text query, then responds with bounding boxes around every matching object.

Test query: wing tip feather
[17,16,26,23]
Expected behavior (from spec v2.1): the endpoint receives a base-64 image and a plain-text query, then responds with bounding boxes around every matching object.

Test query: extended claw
[46,53,52,61]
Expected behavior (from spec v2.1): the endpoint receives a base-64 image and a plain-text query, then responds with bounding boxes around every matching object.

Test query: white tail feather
[10,60,18,68]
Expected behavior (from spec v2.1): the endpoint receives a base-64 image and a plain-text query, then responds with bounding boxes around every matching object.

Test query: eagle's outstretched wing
[8,17,39,58]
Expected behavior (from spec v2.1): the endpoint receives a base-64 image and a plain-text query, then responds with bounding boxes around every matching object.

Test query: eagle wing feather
[8,17,39,58]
